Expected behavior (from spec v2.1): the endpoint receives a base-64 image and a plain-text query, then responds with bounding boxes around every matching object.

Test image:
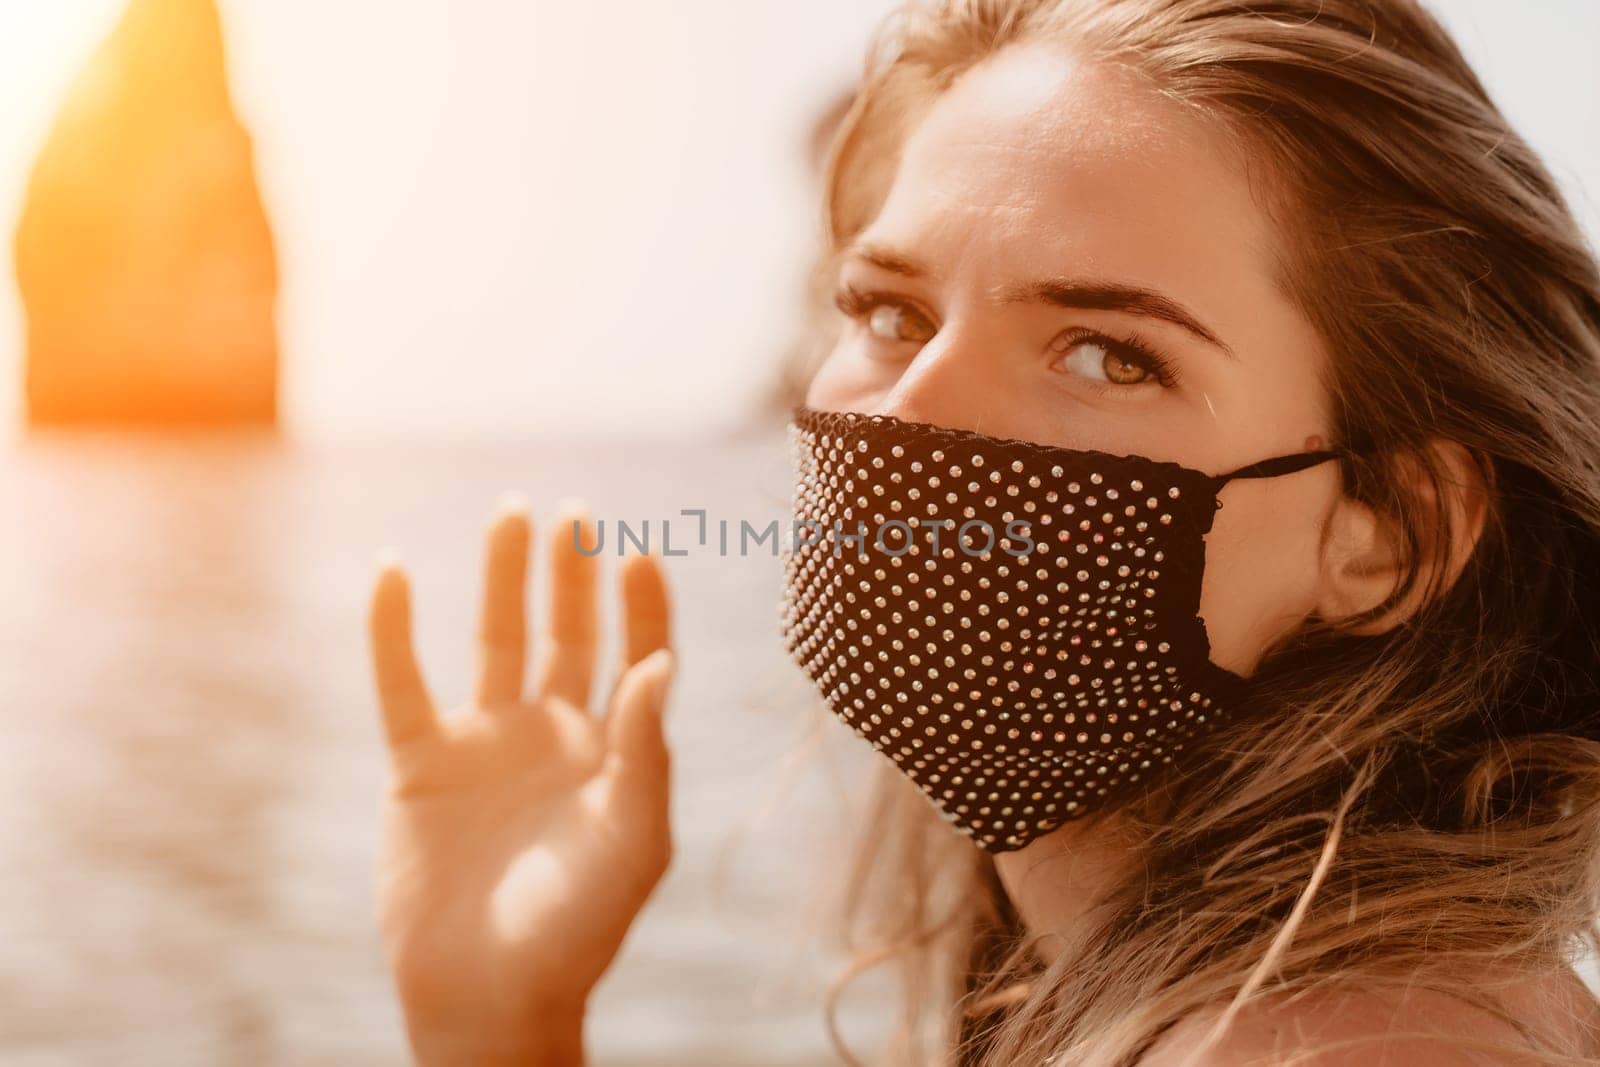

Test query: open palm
[366,497,675,1063]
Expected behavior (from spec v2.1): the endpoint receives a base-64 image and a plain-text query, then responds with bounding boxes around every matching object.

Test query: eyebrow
[841,239,1237,360]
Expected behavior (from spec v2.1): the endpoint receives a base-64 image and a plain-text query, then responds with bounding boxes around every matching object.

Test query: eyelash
[832,284,929,338]
[1056,326,1183,393]
[831,283,1183,392]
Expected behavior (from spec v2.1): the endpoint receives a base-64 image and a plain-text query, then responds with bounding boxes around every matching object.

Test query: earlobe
[1313,439,1490,635]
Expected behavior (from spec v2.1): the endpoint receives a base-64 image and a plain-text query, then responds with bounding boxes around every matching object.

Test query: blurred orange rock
[15,0,279,427]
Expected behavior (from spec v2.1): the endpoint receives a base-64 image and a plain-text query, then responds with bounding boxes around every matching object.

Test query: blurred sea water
[0,425,898,1066]
[5,425,1597,1065]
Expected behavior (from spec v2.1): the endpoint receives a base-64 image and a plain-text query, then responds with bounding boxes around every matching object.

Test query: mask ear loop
[1211,448,1347,487]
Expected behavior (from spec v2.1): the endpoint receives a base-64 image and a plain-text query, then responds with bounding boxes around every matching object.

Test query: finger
[598,547,672,728]
[367,550,439,747]
[532,500,601,711]
[619,548,672,669]
[604,648,676,810]
[474,493,532,709]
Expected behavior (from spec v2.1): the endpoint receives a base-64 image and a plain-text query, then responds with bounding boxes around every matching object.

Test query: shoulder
[1137,982,1556,1067]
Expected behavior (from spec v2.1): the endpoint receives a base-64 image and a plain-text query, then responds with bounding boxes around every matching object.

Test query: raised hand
[367,496,674,1065]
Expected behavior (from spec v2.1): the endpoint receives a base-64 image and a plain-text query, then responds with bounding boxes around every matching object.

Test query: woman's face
[803,43,1352,935]
[806,43,1344,685]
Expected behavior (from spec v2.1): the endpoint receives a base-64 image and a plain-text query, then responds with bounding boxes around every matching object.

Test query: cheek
[1198,479,1332,676]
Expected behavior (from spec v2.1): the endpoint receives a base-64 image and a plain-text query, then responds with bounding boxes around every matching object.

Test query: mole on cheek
[1304,434,1327,450]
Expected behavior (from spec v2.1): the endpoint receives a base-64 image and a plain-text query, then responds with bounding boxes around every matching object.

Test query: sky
[0,0,1595,442]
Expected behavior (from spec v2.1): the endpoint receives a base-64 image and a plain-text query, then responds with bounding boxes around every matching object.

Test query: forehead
[868,43,1287,313]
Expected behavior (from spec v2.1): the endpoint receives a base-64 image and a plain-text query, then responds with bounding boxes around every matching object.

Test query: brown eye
[866,302,937,344]
[1053,336,1160,387]
[1103,350,1151,385]
[832,285,940,348]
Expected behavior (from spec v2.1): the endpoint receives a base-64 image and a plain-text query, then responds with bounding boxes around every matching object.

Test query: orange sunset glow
[14,0,278,426]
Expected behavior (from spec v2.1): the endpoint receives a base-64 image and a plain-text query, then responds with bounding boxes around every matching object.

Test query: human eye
[1049,328,1182,394]
[832,284,938,349]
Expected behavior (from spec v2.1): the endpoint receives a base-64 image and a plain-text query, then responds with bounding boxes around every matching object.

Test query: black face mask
[779,405,1350,853]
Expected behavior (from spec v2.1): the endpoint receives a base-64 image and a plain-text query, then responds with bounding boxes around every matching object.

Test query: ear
[1313,438,1490,636]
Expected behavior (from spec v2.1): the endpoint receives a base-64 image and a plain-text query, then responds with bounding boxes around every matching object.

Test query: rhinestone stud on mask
[778,406,1348,852]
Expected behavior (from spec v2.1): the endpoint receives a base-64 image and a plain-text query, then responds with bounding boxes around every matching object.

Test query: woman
[366,0,1600,1062]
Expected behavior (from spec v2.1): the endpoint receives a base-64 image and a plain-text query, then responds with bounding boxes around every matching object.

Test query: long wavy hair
[767,1,1600,1063]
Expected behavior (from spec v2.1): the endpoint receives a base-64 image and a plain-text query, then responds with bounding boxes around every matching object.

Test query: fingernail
[552,495,589,518]
[653,648,676,690]
[496,490,531,515]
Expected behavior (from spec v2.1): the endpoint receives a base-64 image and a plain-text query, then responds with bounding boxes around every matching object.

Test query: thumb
[604,648,676,802]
